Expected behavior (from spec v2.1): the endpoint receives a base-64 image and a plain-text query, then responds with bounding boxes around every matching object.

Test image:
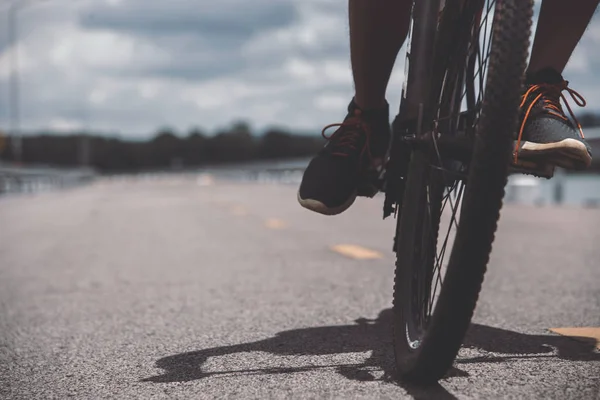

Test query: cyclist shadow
[142,308,598,398]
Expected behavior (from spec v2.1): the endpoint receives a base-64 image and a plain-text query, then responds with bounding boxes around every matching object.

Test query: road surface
[1,175,599,399]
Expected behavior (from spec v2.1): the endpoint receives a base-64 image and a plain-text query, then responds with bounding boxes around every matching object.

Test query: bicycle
[382,0,534,384]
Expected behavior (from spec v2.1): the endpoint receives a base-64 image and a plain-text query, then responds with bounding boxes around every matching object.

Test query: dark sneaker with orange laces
[512,67,592,177]
[297,99,391,215]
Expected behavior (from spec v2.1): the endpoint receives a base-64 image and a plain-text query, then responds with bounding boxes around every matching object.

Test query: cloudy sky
[0,0,599,138]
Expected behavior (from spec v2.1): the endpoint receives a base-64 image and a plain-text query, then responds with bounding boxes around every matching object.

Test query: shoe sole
[509,162,555,179]
[514,138,592,170]
[297,190,357,216]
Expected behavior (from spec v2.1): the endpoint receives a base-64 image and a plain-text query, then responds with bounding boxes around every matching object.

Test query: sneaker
[513,67,592,174]
[297,99,391,215]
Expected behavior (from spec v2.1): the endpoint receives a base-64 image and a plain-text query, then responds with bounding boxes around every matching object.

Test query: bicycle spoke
[428,182,464,315]
[418,0,497,328]
[461,0,496,106]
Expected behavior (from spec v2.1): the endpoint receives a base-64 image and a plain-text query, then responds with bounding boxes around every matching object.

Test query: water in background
[235,127,600,207]
[505,173,600,206]
[4,128,600,206]
[233,164,600,207]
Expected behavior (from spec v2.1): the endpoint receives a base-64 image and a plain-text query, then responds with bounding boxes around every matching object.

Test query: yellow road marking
[197,173,215,186]
[265,218,286,229]
[231,206,248,216]
[549,327,600,350]
[331,244,383,260]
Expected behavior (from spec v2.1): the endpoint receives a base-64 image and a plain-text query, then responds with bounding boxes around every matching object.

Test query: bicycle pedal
[509,160,554,179]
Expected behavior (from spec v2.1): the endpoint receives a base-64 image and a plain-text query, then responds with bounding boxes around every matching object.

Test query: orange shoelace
[514,81,586,163]
[321,109,373,163]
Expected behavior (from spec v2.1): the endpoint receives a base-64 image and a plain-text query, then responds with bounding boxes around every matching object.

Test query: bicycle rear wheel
[391,0,534,383]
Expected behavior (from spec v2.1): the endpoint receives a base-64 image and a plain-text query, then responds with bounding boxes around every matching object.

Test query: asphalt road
[1,175,599,399]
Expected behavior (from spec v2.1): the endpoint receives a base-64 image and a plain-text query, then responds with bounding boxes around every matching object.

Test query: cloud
[0,0,598,138]
[80,0,297,38]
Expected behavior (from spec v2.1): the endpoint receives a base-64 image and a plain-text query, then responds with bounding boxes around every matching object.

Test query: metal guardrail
[0,163,97,195]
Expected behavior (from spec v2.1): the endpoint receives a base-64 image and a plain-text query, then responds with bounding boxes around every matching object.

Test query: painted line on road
[264,218,286,229]
[331,244,383,260]
[549,327,600,350]
[197,173,215,186]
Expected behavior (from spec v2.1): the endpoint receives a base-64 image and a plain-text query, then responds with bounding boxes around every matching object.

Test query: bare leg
[349,0,412,110]
[528,0,599,73]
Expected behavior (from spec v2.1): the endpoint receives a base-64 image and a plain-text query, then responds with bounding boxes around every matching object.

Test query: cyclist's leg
[298,0,412,215]
[514,0,598,170]
[350,0,412,110]
[528,0,599,73]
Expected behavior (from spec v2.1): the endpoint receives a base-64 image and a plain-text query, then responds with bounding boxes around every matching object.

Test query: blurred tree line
[2,113,600,172]
[0,122,326,172]
[578,112,600,128]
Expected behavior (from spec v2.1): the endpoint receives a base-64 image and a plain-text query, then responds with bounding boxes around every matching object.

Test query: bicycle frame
[383,0,442,219]
[383,0,480,220]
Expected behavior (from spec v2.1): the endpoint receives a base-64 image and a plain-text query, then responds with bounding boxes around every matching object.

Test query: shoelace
[321,109,373,163]
[514,81,586,163]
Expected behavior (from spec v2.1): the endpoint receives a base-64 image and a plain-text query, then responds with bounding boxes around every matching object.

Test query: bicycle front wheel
[392,0,534,383]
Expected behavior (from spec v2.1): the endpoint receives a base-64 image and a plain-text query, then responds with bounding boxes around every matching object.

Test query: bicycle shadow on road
[461,323,600,364]
[142,308,399,383]
[142,307,598,398]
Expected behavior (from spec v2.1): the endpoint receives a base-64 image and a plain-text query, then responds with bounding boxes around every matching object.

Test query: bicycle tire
[392,0,534,384]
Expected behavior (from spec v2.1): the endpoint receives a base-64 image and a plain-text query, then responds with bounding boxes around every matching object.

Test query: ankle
[353,96,388,111]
